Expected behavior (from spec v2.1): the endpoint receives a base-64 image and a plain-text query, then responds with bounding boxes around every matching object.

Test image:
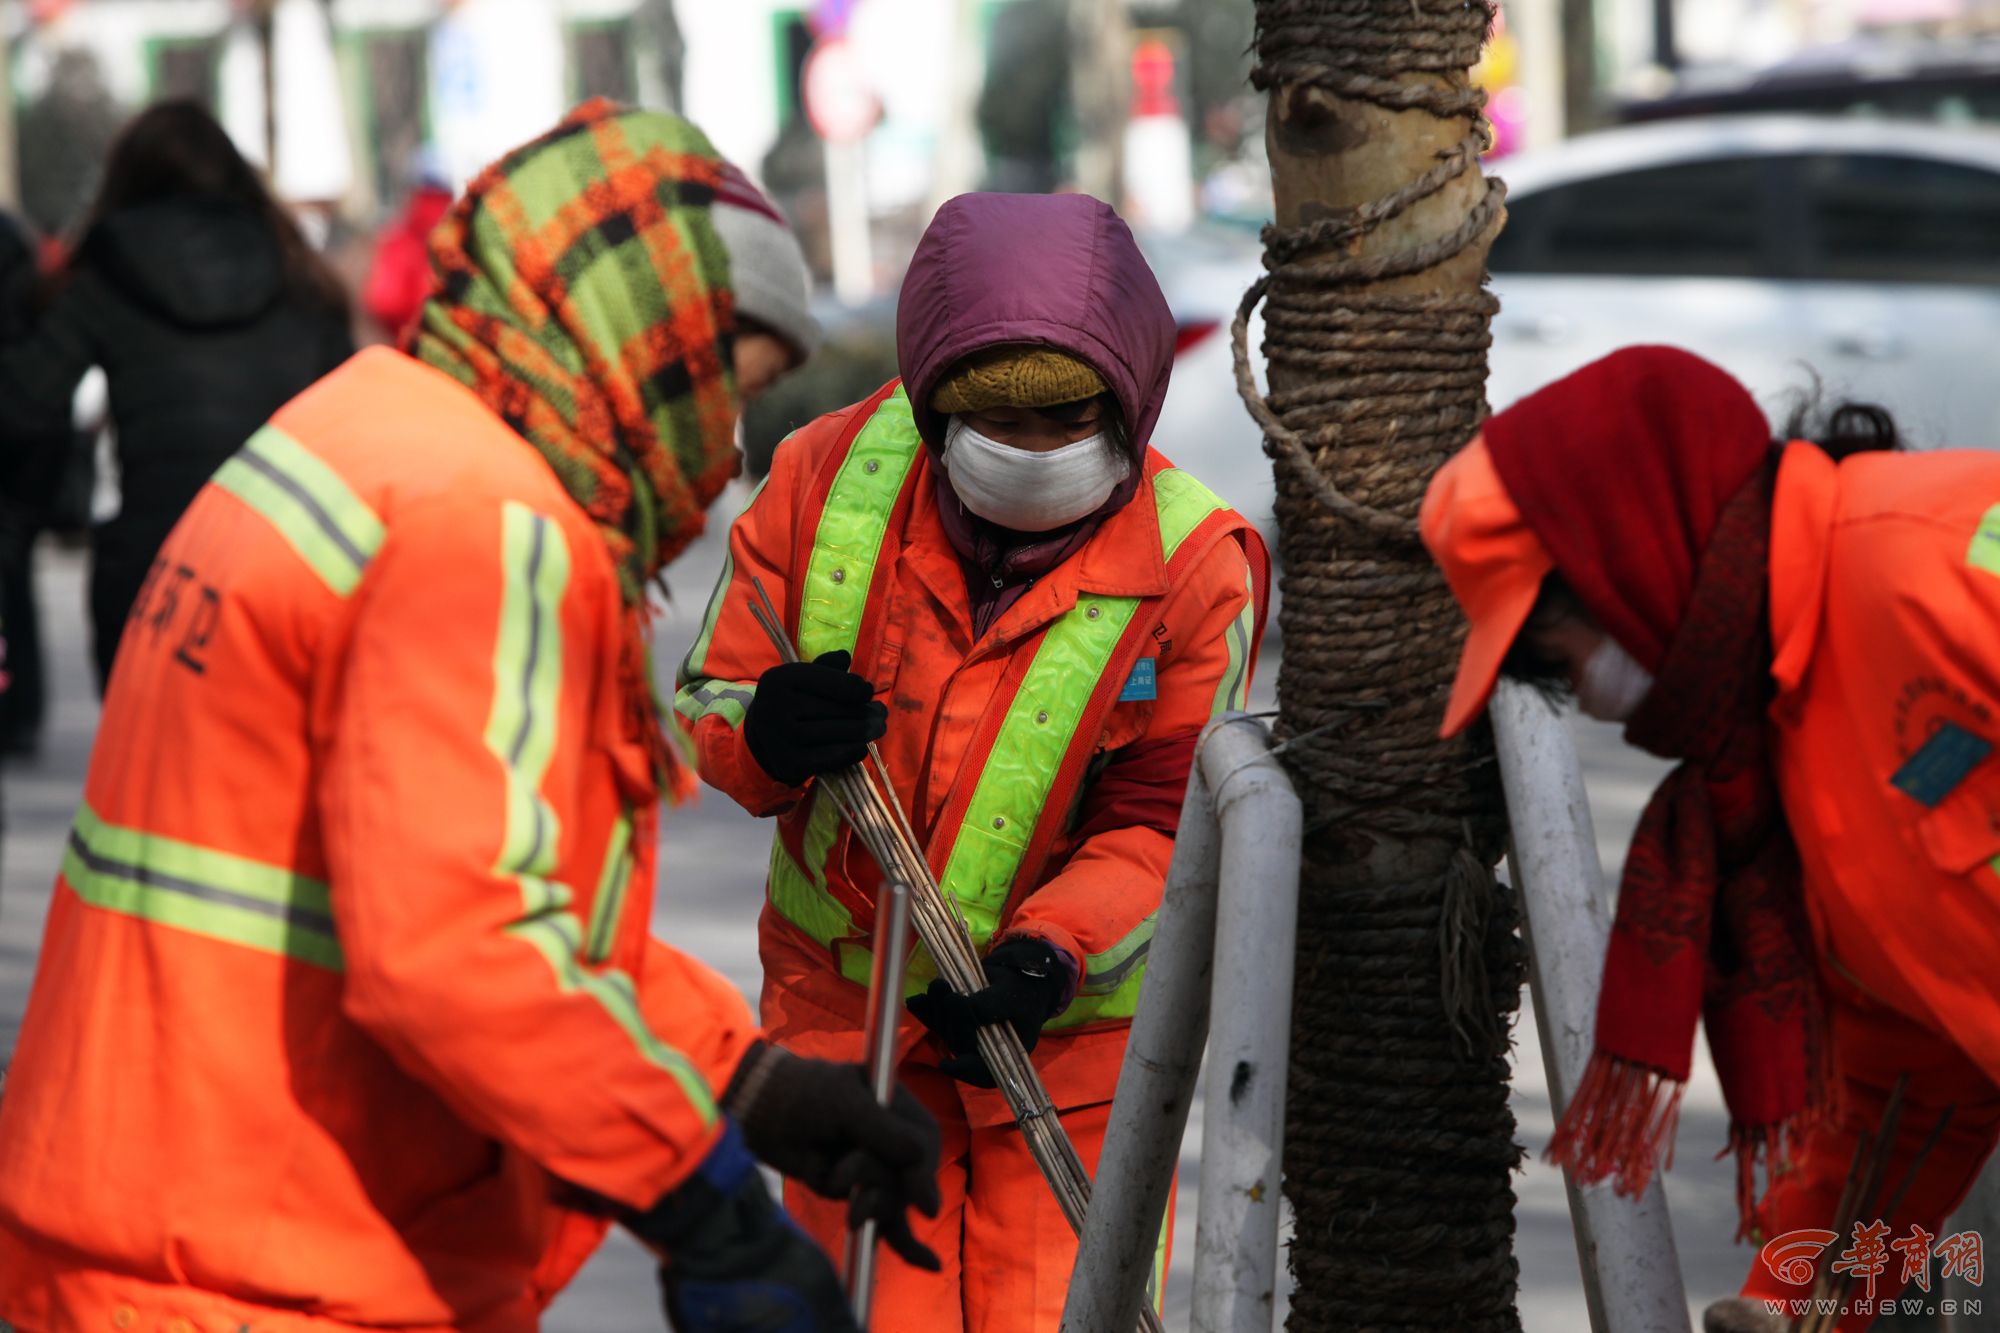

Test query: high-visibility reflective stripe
[488,508,569,885]
[1052,917,1158,1029]
[63,803,342,970]
[940,593,1140,946]
[673,679,755,729]
[485,506,714,1118]
[502,912,714,1116]
[213,425,385,597]
[1078,913,1155,996]
[769,842,855,954]
[798,389,921,660]
[1211,563,1258,716]
[1150,1208,1170,1316]
[1152,467,1226,561]
[585,812,635,963]
[678,472,770,685]
[767,790,849,933]
[1969,504,2000,579]
[674,476,776,732]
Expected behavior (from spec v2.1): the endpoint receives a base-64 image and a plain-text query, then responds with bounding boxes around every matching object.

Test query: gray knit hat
[712,161,819,364]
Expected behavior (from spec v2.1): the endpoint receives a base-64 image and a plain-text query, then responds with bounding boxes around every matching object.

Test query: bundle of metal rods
[1795,1074,1955,1333]
[746,580,1163,1333]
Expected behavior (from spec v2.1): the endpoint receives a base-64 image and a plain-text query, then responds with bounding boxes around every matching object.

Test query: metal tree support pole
[1060,764,1223,1333]
[1488,681,1691,1333]
[1191,715,1303,1333]
[845,880,913,1326]
[1060,714,1302,1333]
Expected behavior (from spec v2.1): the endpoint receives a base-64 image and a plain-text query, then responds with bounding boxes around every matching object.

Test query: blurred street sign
[803,37,879,144]
[811,0,860,39]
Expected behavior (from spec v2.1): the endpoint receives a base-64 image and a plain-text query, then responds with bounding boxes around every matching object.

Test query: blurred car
[1137,225,1280,542]
[1487,116,2000,448]
[1619,36,2000,127]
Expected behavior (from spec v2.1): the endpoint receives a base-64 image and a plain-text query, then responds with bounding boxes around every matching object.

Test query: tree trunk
[1243,0,1525,1327]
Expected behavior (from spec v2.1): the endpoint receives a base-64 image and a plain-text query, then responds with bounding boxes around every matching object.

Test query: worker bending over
[1423,346,2000,1333]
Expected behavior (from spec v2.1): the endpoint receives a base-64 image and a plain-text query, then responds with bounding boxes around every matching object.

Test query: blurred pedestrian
[676,191,1269,1329]
[707,158,819,383]
[1423,346,2000,1333]
[360,147,454,343]
[0,99,355,692]
[0,207,49,758]
[0,99,930,1333]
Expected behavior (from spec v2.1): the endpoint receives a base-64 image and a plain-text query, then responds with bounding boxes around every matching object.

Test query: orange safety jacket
[675,381,1268,1118]
[1768,440,2000,1081]
[0,348,758,1333]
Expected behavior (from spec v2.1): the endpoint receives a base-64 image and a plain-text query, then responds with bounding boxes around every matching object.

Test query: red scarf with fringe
[1483,346,1825,1236]
[1545,462,1824,1235]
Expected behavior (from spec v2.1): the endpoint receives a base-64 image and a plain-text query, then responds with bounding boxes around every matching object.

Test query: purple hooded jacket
[896,194,1177,633]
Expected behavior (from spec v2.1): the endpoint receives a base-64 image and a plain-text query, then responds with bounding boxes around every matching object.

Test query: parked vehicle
[1487,116,2000,450]
[1619,36,2000,127]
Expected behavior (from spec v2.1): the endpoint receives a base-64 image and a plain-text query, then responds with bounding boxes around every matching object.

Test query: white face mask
[941,416,1131,533]
[1575,637,1655,723]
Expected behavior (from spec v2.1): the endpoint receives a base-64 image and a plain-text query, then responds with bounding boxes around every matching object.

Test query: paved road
[0,484,1752,1331]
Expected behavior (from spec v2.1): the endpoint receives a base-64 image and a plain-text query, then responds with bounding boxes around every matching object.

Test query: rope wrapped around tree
[1236,0,1528,1327]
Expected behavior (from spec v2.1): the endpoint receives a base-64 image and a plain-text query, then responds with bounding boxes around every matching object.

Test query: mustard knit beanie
[931,346,1107,415]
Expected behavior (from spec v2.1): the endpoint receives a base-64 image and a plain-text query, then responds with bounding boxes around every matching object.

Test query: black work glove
[906,937,1071,1089]
[627,1124,857,1333]
[723,1040,943,1271]
[744,649,888,787]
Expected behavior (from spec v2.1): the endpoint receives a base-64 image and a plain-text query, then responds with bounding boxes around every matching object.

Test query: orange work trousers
[1738,968,2000,1331]
[783,1062,1170,1333]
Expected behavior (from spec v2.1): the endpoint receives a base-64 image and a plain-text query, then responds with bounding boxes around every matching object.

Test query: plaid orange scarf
[412,99,742,796]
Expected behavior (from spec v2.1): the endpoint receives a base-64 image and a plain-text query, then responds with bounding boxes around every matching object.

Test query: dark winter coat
[0,196,353,682]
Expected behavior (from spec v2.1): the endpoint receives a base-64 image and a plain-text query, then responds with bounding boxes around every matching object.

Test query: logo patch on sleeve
[1891,720,1994,808]
[1118,657,1158,703]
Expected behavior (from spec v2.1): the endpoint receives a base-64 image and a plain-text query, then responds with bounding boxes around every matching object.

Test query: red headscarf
[1485,346,1824,1235]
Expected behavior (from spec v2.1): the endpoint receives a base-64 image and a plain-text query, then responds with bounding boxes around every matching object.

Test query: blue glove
[628,1124,857,1333]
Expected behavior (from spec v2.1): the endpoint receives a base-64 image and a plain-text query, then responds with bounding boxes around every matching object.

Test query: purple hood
[896,193,1176,451]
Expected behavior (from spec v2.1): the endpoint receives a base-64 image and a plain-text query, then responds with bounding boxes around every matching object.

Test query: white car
[1146,116,2000,547]
[1488,116,2000,448]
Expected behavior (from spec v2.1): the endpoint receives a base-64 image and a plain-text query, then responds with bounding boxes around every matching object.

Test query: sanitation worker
[675,191,1270,1329]
[0,101,939,1333]
[1421,345,2000,1333]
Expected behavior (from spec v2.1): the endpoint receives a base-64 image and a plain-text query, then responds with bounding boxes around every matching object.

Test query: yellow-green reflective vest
[766,384,1245,1030]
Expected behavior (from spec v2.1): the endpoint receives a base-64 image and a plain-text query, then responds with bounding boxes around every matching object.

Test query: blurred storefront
[2,1,1258,251]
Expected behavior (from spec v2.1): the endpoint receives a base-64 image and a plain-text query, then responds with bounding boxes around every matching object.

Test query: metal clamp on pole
[845,879,913,1327]
[1489,680,1690,1333]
